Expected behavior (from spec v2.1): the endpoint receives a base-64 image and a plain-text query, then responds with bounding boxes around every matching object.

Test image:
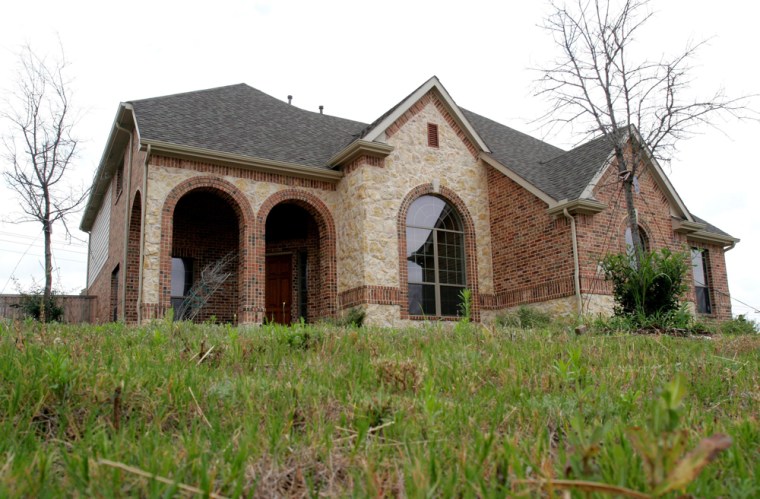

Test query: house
[79,77,738,326]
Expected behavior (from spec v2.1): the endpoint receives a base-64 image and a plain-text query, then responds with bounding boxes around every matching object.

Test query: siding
[87,187,111,287]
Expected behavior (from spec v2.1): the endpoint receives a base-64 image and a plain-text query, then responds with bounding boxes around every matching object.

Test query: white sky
[1,0,758,318]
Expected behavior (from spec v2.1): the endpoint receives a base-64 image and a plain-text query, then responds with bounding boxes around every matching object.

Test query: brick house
[79,76,737,326]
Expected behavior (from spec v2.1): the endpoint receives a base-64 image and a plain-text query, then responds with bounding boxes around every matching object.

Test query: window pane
[408,284,436,315]
[171,258,187,297]
[695,287,712,314]
[407,227,435,283]
[691,248,706,287]
[440,286,464,316]
[437,231,464,284]
[407,196,447,228]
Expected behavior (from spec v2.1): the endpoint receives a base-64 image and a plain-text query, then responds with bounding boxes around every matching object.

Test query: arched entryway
[159,177,254,324]
[257,190,337,324]
[125,191,141,323]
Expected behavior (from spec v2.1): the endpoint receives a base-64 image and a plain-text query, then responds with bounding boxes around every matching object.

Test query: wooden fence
[0,294,96,324]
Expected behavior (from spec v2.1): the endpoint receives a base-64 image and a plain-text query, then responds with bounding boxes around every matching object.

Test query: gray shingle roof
[461,109,565,198]
[130,83,367,168]
[691,215,735,238]
[128,82,733,239]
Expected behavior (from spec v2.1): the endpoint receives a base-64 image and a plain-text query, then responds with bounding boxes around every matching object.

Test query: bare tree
[536,0,755,262]
[1,45,89,321]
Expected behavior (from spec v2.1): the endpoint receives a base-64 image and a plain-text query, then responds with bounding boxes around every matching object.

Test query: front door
[265,254,292,324]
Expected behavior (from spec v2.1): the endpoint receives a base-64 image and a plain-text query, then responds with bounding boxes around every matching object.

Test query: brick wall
[485,166,575,310]
[579,158,732,319]
[87,129,145,323]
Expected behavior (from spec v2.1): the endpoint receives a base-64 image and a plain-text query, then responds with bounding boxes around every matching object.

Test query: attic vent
[427,123,439,148]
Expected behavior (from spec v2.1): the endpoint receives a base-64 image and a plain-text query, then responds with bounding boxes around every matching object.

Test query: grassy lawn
[0,318,757,497]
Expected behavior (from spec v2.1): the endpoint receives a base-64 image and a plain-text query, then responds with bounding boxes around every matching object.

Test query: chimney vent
[319,105,324,114]
[287,95,292,105]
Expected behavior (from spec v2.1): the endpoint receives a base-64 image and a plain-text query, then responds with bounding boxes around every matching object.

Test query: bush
[601,248,688,326]
[17,289,64,322]
[720,315,759,335]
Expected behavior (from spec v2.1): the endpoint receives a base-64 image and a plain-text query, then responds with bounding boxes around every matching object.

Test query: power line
[0,247,86,264]
[1,232,41,293]
[0,240,88,255]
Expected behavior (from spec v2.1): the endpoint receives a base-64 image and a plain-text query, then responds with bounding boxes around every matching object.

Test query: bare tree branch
[535,0,757,261]
[1,44,90,321]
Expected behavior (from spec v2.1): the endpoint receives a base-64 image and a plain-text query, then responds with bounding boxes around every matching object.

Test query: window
[427,123,439,148]
[406,195,465,316]
[624,225,650,256]
[115,164,124,198]
[691,248,712,314]
[171,257,193,318]
[110,265,120,322]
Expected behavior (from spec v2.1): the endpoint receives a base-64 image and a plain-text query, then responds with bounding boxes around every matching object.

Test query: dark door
[265,254,292,324]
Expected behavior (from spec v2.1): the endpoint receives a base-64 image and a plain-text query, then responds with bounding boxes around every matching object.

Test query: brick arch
[158,176,255,323]
[256,189,337,322]
[125,190,142,323]
[397,183,480,321]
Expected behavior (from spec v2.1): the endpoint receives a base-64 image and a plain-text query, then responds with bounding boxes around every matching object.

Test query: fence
[0,294,96,324]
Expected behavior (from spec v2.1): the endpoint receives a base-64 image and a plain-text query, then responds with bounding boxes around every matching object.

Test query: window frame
[405,195,466,317]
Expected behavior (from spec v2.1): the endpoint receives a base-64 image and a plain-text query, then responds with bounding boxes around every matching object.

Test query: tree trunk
[42,219,52,323]
[614,146,643,267]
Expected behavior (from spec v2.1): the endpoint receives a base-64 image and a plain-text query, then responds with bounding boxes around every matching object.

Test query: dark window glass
[691,248,712,314]
[625,225,650,256]
[406,195,466,316]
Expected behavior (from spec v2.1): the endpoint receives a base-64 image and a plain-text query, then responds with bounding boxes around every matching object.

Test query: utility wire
[1,232,41,293]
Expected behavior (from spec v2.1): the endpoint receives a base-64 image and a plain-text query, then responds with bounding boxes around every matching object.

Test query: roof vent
[287,95,292,105]
[319,105,324,114]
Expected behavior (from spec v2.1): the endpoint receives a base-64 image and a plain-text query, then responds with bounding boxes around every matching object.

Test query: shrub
[720,315,759,335]
[17,288,64,322]
[601,248,689,326]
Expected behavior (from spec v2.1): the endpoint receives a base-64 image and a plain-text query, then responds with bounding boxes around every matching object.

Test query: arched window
[406,195,466,316]
[625,225,650,256]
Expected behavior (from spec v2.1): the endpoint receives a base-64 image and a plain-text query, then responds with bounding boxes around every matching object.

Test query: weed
[495,306,552,329]
[721,314,759,335]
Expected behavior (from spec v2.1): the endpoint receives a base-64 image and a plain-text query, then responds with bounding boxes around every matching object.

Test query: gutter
[563,208,582,316]
[137,144,151,323]
[114,123,132,322]
[141,139,344,182]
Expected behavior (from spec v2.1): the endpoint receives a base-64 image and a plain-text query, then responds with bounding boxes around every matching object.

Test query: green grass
[0,318,757,497]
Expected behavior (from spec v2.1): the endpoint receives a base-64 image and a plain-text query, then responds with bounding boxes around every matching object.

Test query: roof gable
[359,76,490,153]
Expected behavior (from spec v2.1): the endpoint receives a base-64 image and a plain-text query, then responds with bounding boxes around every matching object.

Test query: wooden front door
[265,254,292,324]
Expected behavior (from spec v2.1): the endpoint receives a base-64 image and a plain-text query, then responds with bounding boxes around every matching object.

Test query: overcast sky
[1,0,758,318]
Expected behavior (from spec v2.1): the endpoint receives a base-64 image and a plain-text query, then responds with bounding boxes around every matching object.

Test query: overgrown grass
[0,318,757,497]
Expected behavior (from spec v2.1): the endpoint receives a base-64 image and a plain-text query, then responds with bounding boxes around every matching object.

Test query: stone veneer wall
[336,90,495,327]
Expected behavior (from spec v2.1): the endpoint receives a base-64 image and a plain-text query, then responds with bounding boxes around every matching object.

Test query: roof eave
[140,140,345,182]
[547,198,607,217]
[327,139,394,168]
[687,231,740,249]
[79,103,136,232]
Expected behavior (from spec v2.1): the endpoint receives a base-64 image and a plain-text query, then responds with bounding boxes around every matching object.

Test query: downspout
[136,144,151,323]
[563,208,582,316]
[114,123,132,322]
